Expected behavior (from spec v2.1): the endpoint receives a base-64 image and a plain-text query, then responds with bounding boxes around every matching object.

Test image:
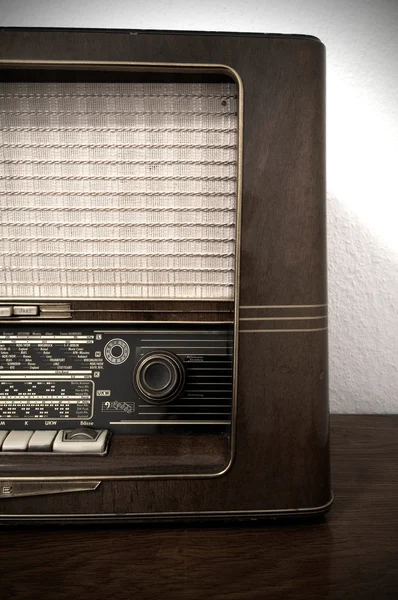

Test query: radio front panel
[0,62,239,479]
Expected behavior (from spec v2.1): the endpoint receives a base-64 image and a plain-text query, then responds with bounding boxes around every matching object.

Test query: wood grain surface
[0,415,396,600]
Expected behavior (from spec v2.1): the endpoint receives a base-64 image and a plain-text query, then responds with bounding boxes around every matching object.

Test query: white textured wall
[0,0,397,413]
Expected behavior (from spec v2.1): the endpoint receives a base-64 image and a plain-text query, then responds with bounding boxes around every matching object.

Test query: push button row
[0,306,38,317]
[0,428,109,454]
[0,430,53,451]
[0,304,71,319]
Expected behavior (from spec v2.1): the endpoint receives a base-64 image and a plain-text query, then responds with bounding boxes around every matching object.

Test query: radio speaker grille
[0,81,238,299]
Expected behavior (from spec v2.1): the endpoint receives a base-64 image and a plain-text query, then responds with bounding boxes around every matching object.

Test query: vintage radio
[0,29,331,523]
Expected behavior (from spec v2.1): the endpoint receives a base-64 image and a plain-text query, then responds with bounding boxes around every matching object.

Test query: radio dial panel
[0,324,233,435]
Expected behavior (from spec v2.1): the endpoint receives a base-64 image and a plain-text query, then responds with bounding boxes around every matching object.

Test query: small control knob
[133,351,185,404]
[104,338,130,365]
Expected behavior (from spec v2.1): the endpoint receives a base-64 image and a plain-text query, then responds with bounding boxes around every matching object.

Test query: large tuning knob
[133,351,185,404]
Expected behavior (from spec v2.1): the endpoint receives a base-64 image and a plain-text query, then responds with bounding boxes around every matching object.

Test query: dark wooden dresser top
[0,415,397,599]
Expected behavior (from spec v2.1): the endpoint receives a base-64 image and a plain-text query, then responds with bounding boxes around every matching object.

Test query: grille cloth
[0,81,238,299]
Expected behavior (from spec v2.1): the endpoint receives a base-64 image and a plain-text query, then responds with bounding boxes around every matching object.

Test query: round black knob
[133,351,185,404]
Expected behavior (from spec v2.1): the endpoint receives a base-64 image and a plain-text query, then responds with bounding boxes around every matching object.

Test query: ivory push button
[28,430,57,452]
[0,431,9,449]
[2,431,34,452]
[13,305,38,316]
[0,307,13,318]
